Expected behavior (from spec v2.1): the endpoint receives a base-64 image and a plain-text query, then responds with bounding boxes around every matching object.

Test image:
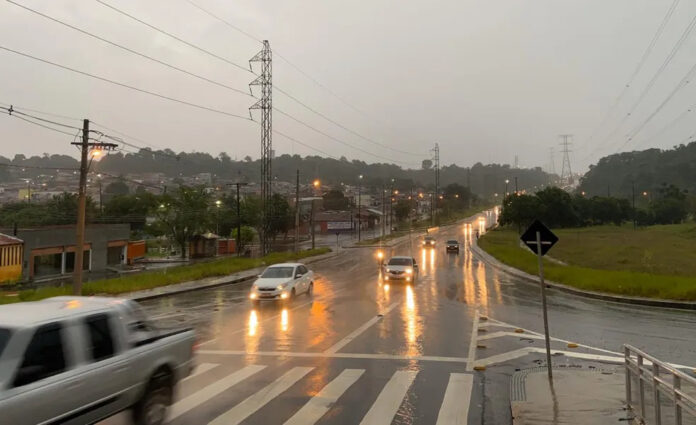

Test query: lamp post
[358,175,363,241]
[215,199,222,235]
[505,179,510,197]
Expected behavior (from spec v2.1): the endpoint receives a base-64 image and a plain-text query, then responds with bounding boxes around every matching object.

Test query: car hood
[385,265,411,272]
[253,277,292,289]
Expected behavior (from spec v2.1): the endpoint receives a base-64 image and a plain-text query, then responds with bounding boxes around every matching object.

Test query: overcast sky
[2,0,696,172]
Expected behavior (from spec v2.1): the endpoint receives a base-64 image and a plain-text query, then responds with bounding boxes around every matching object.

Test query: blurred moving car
[422,236,436,247]
[384,256,418,282]
[0,297,196,425]
[249,263,314,305]
[446,240,460,253]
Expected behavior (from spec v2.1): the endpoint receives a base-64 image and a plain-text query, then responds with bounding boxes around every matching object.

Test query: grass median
[0,247,331,305]
[479,226,696,301]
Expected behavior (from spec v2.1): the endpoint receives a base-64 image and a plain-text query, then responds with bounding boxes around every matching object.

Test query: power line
[0,45,253,122]
[273,129,338,159]
[1,106,81,137]
[0,163,78,171]
[6,0,253,98]
[94,0,252,74]
[581,0,680,153]
[0,100,82,122]
[99,0,423,159]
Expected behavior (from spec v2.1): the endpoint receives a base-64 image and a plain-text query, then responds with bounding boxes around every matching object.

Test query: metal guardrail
[625,344,696,424]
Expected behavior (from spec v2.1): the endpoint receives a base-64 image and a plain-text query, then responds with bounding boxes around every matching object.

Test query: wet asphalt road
[102,211,696,425]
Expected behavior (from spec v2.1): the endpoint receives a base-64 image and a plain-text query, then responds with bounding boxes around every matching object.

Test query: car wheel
[307,282,314,297]
[132,371,172,425]
[291,288,296,298]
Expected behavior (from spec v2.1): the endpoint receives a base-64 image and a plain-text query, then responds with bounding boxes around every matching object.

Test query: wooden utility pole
[294,169,300,253]
[71,119,117,295]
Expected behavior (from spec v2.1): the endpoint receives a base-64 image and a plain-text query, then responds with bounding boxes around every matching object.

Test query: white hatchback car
[249,263,314,305]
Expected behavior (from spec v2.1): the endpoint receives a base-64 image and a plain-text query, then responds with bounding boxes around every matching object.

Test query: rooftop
[0,233,22,246]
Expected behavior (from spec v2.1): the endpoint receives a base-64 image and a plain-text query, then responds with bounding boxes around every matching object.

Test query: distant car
[384,256,418,282]
[446,240,460,253]
[422,236,436,247]
[0,297,196,425]
[249,263,314,305]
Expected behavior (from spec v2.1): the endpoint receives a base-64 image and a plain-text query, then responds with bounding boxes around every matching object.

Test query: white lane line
[167,365,265,422]
[465,310,479,372]
[284,369,365,425]
[324,302,400,354]
[200,289,347,346]
[474,348,533,367]
[436,373,473,425]
[359,370,418,425]
[183,363,218,382]
[198,350,468,363]
[209,367,314,425]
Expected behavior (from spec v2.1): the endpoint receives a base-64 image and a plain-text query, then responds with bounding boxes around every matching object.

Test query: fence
[625,345,696,424]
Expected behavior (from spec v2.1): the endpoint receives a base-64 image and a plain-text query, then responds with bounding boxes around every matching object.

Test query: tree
[237,225,256,254]
[650,184,688,224]
[323,189,350,210]
[498,194,541,229]
[394,199,412,222]
[536,187,578,227]
[102,193,158,230]
[154,186,211,258]
[104,180,129,196]
[421,159,433,170]
[268,194,293,241]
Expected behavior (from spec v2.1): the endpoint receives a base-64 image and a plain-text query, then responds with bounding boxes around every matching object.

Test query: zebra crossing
[158,360,474,425]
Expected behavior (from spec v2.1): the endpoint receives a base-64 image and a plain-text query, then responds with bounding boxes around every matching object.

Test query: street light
[358,175,363,241]
[313,179,320,188]
[215,200,222,235]
[505,179,510,197]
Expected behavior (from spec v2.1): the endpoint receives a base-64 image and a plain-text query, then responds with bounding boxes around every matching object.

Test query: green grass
[479,227,696,301]
[0,248,330,305]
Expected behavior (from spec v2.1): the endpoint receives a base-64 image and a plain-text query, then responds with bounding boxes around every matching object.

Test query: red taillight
[192,339,201,353]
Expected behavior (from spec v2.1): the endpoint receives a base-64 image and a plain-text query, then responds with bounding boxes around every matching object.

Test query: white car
[384,256,418,282]
[249,263,314,305]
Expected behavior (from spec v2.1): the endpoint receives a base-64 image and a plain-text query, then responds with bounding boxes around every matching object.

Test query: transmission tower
[548,147,556,175]
[559,135,573,187]
[250,40,272,255]
[431,143,440,224]
[514,155,519,169]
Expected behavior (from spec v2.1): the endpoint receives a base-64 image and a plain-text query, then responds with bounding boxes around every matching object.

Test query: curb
[472,241,696,311]
[129,251,339,302]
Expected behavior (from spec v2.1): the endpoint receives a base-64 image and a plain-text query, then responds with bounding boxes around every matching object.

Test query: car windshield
[425,237,434,240]
[262,267,295,278]
[447,240,458,244]
[388,258,412,266]
[0,328,11,357]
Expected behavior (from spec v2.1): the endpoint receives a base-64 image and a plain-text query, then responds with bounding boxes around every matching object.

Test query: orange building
[0,233,23,284]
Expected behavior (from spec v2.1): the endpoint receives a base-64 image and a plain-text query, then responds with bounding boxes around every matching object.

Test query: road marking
[183,363,218,382]
[436,373,473,425]
[474,348,533,368]
[198,350,468,363]
[209,367,314,425]
[465,310,479,372]
[283,369,365,425]
[167,365,265,421]
[359,370,417,425]
[324,302,400,354]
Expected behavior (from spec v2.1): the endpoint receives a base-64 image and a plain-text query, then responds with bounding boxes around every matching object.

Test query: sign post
[521,220,558,382]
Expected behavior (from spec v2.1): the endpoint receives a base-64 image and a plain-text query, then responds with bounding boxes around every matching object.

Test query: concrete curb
[472,241,696,311]
[128,251,339,302]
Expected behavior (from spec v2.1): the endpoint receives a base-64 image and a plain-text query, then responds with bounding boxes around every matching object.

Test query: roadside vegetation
[480,227,696,301]
[0,247,330,305]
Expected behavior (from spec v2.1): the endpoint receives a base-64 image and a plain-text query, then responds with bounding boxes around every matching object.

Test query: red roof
[0,233,23,246]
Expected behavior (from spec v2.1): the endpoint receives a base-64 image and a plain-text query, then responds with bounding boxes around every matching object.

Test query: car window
[388,258,412,266]
[85,314,116,361]
[298,266,308,275]
[261,267,294,278]
[0,328,11,357]
[447,240,458,244]
[13,323,66,387]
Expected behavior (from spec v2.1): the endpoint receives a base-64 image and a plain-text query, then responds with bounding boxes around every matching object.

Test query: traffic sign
[520,220,558,256]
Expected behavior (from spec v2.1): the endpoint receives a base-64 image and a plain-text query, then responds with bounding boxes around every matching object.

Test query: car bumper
[250,290,290,301]
[384,273,412,281]
[446,246,459,250]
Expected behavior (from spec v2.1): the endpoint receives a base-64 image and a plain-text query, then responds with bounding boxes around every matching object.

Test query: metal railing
[625,345,696,424]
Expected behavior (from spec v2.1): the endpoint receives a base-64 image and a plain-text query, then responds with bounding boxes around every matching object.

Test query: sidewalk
[511,367,627,424]
[125,250,339,301]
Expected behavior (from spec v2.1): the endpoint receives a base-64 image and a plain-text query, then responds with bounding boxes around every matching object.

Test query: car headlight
[385,268,391,273]
[276,283,288,291]
[406,268,413,274]
[249,293,257,299]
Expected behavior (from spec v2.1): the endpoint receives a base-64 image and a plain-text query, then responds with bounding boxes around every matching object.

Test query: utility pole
[228,179,248,256]
[71,119,117,295]
[514,176,518,194]
[294,169,300,253]
[26,180,31,203]
[357,175,363,241]
[381,186,386,237]
[632,181,636,230]
[310,200,315,249]
[559,135,573,187]
[98,176,103,214]
[431,143,440,224]
[250,40,272,256]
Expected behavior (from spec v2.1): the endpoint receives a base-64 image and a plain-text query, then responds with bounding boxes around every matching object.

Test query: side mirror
[295,273,303,279]
[413,264,418,269]
[257,274,263,278]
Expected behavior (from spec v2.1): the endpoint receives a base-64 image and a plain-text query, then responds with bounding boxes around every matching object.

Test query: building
[0,233,23,284]
[0,224,130,281]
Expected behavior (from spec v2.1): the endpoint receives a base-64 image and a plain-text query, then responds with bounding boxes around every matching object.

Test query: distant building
[0,224,130,281]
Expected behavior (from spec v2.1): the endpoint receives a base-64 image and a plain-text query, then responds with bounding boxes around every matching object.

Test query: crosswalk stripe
[436,373,473,425]
[209,367,315,425]
[359,370,418,425]
[183,363,219,382]
[283,369,365,425]
[167,365,266,422]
